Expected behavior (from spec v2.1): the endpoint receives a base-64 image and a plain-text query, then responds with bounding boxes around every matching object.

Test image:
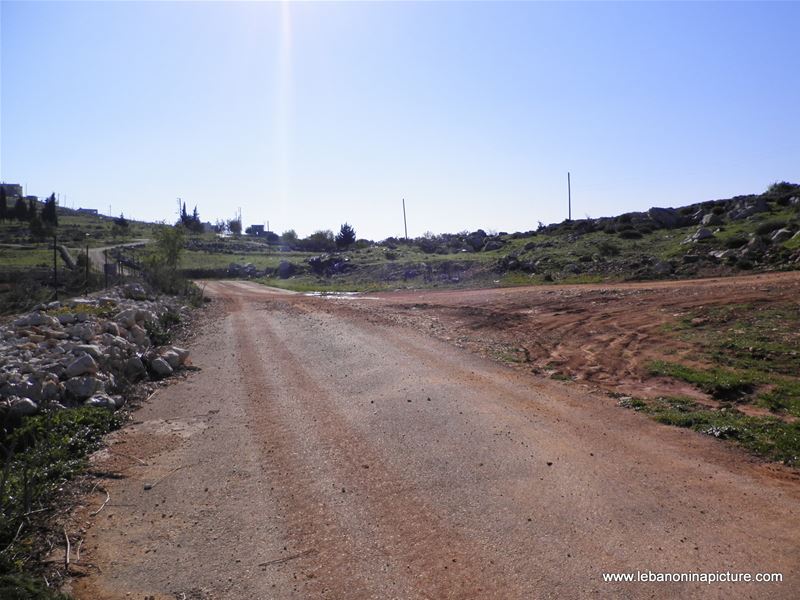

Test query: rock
[57,313,77,325]
[129,324,149,347]
[682,228,714,244]
[14,312,61,329]
[65,376,101,400]
[701,213,723,226]
[74,344,104,361]
[66,354,99,378]
[41,379,62,402]
[771,228,794,243]
[648,207,680,228]
[277,260,295,279]
[149,357,173,378]
[115,308,139,328]
[68,323,96,342]
[10,397,38,416]
[652,260,673,275]
[122,283,148,300]
[482,240,505,252]
[123,357,147,381]
[710,249,736,260]
[84,394,116,409]
[161,346,189,369]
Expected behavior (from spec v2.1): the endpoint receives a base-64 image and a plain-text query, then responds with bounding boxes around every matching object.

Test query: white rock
[65,354,98,378]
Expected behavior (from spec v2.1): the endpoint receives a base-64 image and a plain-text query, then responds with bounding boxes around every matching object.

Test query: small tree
[228,218,242,236]
[0,187,7,221]
[29,214,46,240]
[335,222,356,249]
[41,193,58,226]
[155,225,185,270]
[13,198,28,221]
[27,197,38,220]
[112,213,129,238]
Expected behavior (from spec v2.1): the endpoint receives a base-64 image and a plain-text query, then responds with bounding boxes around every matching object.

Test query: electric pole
[567,172,572,221]
[402,198,408,240]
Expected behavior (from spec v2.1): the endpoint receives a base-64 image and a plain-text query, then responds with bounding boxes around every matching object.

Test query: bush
[755,221,786,236]
[724,235,748,249]
[618,229,643,239]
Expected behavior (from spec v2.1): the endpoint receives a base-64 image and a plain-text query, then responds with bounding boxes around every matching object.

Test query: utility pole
[567,172,572,221]
[53,233,58,301]
[177,197,182,220]
[84,234,90,294]
[402,198,408,240]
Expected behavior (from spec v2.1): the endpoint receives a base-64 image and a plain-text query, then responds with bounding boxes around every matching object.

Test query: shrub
[755,221,786,236]
[618,229,643,239]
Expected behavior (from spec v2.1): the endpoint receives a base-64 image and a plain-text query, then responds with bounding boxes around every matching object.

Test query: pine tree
[0,187,7,221]
[27,197,38,220]
[14,197,29,221]
[335,222,356,249]
[42,193,58,226]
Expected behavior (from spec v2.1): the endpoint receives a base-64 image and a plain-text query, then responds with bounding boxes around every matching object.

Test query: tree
[29,214,45,240]
[228,218,242,236]
[13,198,28,221]
[281,229,298,245]
[303,230,336,252]
[335,222,356,249]
[41,193,58,226]
[27,197,38,221]
[112,213,129,238]
[0,187,7,221]
[154,225,185,270]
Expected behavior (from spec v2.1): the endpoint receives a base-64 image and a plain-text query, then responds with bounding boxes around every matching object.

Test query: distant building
[77,208,98,215]
[247,224,266,237]
[202,221,215,233]
[0,183,23,198]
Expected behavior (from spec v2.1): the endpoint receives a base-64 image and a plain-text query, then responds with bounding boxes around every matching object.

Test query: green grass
[653,303,800,416]
[618,395,800,465]
[0,407,123,595]
[0,247,59,270]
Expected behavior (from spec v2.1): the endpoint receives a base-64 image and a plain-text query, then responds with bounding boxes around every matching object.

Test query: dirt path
[70,279,799,599]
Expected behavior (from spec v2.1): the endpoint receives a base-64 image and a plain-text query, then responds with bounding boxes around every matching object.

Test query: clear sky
[1,1,798,240]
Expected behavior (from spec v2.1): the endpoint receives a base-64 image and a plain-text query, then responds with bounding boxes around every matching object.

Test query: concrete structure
[0,183,23,198]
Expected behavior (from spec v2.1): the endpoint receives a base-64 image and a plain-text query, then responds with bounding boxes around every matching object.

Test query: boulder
[84,394,116,409]
[482,240,505,252]
[65,376,102,400]
[647,207,680,228]
[129,324,149,347]
[771,228,794,243]
[122,283,148,300]
[701,213,723,226]
[123,356,147,381]
[41,379,62,402]
[10,397,38,417]
[652,260,673,275]
[66,354,99,378]
[74,344,104,361]
[160,346,189,369]
[68,323,96,342]
[682,228,713,244]
[149,357,173,378]
[277,260,295,279]
[115,308,139,328]
[14,312,61,329]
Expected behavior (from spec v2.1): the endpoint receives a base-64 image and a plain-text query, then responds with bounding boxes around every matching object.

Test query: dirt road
[72,279,799,599]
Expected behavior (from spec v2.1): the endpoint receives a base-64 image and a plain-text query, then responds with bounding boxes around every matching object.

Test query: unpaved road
[72,278,799,599]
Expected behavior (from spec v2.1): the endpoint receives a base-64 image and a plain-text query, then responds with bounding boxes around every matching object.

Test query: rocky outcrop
[0,285,192,419]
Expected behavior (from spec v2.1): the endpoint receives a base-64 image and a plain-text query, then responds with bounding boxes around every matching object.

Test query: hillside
[169,182,800,291]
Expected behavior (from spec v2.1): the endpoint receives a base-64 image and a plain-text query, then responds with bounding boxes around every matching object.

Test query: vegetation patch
[0,407,122,595]
[619,395,800,465]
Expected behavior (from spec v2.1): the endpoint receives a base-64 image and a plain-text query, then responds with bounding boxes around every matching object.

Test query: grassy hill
[179,181,799,292]
[3,182,799,302]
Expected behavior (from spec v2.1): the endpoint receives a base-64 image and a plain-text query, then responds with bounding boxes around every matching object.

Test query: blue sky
[2,1,798,239]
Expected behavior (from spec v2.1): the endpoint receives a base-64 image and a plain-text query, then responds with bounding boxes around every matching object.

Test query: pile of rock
[0,284,191,419]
